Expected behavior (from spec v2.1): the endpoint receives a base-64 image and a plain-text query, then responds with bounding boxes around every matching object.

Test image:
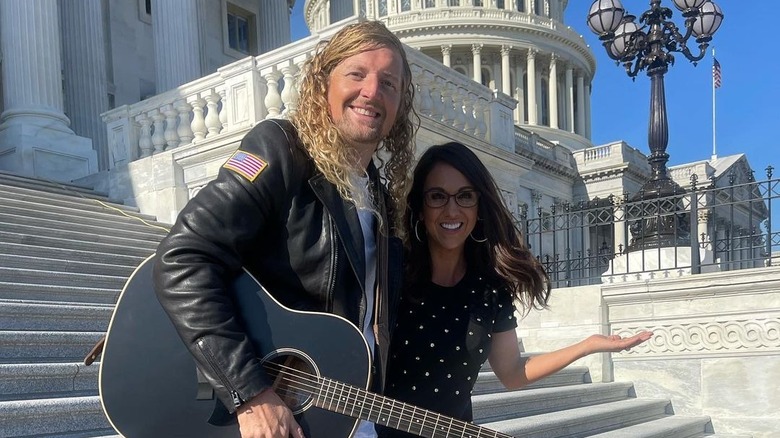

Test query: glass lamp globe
[692,1,724,42]
[587,0,625,36]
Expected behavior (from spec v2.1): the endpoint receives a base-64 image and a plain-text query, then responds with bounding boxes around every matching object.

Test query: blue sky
[291,1,776,179]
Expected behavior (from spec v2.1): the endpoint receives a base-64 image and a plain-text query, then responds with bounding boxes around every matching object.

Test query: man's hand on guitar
[237,389,305,438]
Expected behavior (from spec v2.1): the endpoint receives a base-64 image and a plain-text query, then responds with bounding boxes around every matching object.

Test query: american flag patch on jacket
[223,151,268,182]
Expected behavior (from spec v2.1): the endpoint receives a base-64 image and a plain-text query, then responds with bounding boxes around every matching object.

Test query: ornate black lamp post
[586,0,723,250]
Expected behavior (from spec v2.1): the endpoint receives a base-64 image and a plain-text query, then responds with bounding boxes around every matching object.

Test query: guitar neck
[313,377,512,438]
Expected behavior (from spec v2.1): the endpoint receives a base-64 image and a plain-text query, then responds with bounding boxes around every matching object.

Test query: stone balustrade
[101,29,520,170]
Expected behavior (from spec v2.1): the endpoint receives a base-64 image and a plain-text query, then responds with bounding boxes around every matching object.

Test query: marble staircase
[0,171,749,437]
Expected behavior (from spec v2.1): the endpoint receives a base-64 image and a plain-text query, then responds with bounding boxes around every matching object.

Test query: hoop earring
[470,219,487,243]
[414,220,425,243]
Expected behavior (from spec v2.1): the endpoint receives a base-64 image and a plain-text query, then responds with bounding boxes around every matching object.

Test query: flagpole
[711,47,717,160]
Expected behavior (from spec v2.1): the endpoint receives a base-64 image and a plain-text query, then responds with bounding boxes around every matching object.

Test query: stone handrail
[101,31,517,169]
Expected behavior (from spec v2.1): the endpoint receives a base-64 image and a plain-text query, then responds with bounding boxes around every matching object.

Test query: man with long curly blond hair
[154,21,418,438]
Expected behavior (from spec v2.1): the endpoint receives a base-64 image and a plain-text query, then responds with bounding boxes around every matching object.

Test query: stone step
[0,396,114,438]
[472,381,635,422]
[0,362,98,401]
[0,254,136,278]
[0,185,143,217]
[1,203,169,236]
[0,211,168,243]
[0,281,120,305]
[2,242,146,267]
[0,170,111,201]
[0,267,128,290]
[481,398,673,437]
[0,230,157,257]
[0,331,105,362]
[587,415,713,438]
[0,190,164,228]
[473,365,589,394]
[0,300,113,331]
[0,223,160,252]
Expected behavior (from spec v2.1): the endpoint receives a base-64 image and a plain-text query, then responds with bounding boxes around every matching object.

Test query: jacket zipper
[197,338,244,408]
[327,215,338,313]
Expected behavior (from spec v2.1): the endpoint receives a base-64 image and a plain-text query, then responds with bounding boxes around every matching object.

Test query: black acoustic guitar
[99,256,512,438]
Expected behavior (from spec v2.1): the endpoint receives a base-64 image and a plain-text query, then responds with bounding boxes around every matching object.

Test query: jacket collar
[308,163,384,292]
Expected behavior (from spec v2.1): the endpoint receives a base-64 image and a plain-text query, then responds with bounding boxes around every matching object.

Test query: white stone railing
[380,7,587,47]
[582,143,612,162]
[572,141,650,173]
[101,29,515,169]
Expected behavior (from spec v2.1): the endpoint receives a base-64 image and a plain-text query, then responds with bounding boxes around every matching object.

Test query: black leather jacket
[153,119,403,412]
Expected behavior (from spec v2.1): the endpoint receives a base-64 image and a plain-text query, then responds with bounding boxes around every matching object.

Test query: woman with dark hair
[380,142,651,435]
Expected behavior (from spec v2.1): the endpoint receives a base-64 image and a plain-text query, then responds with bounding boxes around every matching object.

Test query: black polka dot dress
[378,271,516,438]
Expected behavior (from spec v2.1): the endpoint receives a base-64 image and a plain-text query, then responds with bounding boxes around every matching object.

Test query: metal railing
[521,166,778,288]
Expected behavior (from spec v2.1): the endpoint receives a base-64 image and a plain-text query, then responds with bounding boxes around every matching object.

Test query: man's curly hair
[291,21,418,235]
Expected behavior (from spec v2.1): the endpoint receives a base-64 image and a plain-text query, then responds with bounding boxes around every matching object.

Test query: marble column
[260,0,291,53]
[472,44,483,85]
[526,50,538,125]
[565,64,574,133]
[0,0,96,181]
[585,81,592,139]
[501,45,512,95]
[576,73,586,136]
[442,45,452,68]
[515,61,525,124]
[59,0,110,171]
[548,54,559,129]
[152,0,201,93]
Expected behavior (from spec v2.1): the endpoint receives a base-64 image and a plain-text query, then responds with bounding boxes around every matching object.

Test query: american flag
[713,58,722,89]
[224,151,267,182]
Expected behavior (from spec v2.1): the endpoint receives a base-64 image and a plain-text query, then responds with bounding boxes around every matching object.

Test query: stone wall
[519,266,780,437]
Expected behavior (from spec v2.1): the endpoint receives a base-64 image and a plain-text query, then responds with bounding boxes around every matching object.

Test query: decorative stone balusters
[432,76,446,119]
[175,100,194,148]
[217,89,229,133]
[280,62,300,116]
[204,90,222,138]
[163,104,179,151]
[441,82,457,126]
[453,87,467,130]
[150,110,166,154]
[188,95,207,142]
[137,114,153,158]
[414,67,433,115]
[263,69,283,119]
[464,92,478,135]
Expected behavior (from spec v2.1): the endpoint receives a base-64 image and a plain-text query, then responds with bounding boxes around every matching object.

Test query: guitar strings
[260,361,512,438]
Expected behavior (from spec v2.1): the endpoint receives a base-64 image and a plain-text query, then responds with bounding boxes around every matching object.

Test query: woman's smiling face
[420,162,479,255]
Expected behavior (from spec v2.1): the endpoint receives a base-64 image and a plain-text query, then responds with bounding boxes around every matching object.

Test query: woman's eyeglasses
[423,189,480,208]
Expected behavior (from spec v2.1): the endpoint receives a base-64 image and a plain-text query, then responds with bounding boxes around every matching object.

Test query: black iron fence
[521,166,778,288]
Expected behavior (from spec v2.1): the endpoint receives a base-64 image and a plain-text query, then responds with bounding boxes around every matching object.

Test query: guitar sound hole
[262,350,318,414]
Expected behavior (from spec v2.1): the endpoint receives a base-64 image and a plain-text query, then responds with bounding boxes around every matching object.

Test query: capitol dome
[304,0,596,151]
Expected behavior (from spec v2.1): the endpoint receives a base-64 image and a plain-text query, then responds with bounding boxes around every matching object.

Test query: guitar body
[99,256,371,438]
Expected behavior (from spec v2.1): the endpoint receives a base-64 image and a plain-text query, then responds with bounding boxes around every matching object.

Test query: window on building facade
[473,0,484,6]
[378,0,388,16]
[497,0,505,8]
[447,0,461,6]
[137,0,152,24]
[424,0,435,8]
[516,0,525,12]
[401,0,412,11]
[225,3,256,56]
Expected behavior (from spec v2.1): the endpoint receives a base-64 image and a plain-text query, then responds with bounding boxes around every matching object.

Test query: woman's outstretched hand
[584,331,653,354]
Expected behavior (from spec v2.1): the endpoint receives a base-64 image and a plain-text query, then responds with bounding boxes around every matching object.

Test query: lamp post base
[628,176,691,251]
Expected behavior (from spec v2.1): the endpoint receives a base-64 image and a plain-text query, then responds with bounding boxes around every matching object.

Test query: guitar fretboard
[313,376,512,438]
